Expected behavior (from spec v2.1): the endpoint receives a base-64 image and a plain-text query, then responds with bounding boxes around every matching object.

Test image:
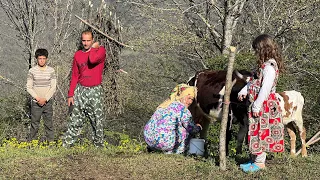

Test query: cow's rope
[223,101,230,105]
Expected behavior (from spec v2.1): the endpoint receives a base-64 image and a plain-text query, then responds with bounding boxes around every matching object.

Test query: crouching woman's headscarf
[157,84,197,109]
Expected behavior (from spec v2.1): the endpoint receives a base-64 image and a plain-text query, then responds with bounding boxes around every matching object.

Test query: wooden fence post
[219,46,236,170]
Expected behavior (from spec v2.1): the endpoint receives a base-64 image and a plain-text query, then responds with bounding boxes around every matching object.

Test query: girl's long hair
[252,34,284,73]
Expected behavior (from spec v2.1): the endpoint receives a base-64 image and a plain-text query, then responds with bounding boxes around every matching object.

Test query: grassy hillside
[1,141,319,180]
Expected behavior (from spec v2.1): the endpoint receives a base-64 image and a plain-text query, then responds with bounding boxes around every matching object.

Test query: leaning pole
[219,46,237,171]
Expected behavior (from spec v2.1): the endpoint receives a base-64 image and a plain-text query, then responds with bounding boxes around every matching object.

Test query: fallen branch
[296,131,320,156]
[75,15,134,49]
[116,69,128,74]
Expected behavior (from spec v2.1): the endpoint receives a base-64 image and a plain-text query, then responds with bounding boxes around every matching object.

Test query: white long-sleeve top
[238,65,276,113]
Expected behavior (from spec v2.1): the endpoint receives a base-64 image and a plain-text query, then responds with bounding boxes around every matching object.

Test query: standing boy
[26,48,56,142]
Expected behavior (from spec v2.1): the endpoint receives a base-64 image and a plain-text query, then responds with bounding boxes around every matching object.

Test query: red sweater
[68,46,106,97]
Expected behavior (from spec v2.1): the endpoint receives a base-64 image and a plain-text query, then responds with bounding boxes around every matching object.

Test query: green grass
[1,145,320,180]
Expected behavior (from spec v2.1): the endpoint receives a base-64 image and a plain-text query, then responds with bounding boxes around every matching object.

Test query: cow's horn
[235,70,244,79]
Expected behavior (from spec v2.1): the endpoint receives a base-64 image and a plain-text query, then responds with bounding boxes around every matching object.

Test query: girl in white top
[238,34,285,173]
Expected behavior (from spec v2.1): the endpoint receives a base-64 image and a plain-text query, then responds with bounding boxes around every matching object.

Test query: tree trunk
[28,52,32,69]
[222,0,245,55]
[219,46,236,170]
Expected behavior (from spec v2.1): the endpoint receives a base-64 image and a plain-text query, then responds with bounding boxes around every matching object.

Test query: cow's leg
[286,122,297,156]
[225,116,233,156]
[298,126,307,157]
[198,117,210,158]
[236,114,248,154]
[226,130,232,156]
[189,102,209,139]
[199,118,210,139]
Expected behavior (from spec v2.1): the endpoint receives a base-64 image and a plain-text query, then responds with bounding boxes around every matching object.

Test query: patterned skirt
[248,93,284,154]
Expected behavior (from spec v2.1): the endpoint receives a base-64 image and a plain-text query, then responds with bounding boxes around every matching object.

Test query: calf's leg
[294,106,307,157]
[286,122,297,156]
[299,126,307,157]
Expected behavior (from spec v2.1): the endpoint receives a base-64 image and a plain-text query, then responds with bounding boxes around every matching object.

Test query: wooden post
[219,46,237,171]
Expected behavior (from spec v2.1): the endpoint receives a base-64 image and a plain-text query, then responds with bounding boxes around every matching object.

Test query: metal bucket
[188,138,205,156]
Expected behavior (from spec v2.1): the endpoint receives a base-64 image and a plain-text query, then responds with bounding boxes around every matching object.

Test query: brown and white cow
[188,69,307,157]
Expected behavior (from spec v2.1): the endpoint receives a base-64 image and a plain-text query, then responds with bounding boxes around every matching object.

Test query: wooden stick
[75,15,134,49]
[296,131,320,156]
[309,137,320,146]
[307,131,320,145]
[219,46,236,171]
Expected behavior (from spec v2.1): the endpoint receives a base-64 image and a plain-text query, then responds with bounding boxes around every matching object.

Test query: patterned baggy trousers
[64,85,105,147]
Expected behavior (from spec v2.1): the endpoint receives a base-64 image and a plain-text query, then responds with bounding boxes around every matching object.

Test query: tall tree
[0,0,45,69]
[177,0,246,55]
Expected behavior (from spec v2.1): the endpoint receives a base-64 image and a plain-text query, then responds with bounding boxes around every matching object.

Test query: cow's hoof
[290,151,297,157]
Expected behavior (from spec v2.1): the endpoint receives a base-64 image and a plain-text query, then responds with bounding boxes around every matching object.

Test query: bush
[0,93,30,140]
[207,53,256,71]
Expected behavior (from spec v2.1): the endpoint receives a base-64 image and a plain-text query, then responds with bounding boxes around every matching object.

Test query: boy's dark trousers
[28,99,54,142]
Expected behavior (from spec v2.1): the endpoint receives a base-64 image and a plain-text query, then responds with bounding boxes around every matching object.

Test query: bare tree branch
[75,15,133,49]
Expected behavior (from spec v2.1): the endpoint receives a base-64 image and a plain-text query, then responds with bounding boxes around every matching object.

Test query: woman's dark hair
[252,34,284,73]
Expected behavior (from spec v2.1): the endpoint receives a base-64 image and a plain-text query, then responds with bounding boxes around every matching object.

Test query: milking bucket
[188,138,205,156]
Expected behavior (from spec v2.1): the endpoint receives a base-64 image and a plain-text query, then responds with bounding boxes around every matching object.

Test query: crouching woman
[144,84,202,154]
